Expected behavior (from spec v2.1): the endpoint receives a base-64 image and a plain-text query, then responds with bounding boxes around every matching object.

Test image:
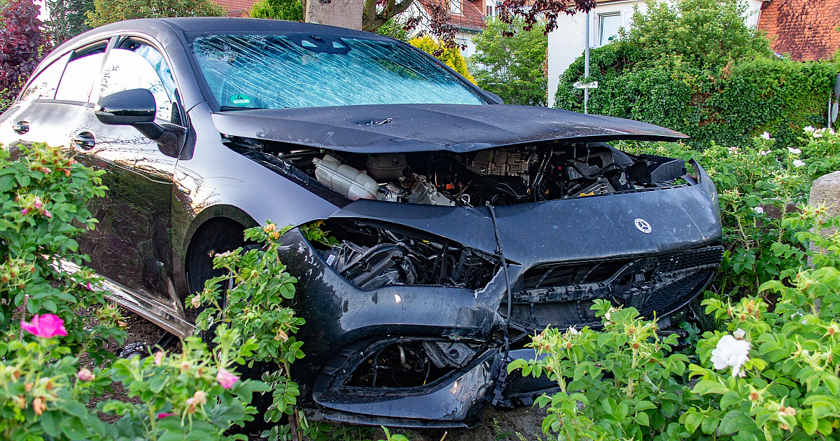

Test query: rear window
[192,34,486,110]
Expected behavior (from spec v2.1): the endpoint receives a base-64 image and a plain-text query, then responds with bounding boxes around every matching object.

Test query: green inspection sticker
[229,94,251,106]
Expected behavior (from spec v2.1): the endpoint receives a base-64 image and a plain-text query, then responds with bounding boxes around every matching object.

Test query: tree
[469,17,547,105]
[409,35,475,83]
[250,0,303,21]
[626,0,772,69]
[45,0,94,45]
[0,0,44,109]
[86,0,226,28]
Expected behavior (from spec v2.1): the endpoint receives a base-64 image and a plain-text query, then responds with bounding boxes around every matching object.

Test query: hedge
[555,42,837,148]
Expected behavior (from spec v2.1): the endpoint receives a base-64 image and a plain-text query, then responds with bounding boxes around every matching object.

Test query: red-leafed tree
[0,0,45,109]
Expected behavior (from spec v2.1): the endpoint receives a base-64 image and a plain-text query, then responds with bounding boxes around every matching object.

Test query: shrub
[409,35,476,84]
[85,0,226,28]
[468,17,547,106]
[0,0,45,110]
[250,0,303,21]
[190,223,307,439]
[0,143,125,362]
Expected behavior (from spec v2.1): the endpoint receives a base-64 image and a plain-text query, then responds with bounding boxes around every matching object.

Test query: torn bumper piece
[313,345,503,429]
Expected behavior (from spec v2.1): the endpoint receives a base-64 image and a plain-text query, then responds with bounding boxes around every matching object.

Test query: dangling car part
[0,18,722,429]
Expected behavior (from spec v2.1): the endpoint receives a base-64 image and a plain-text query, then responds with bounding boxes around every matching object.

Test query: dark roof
[757,0,840,61]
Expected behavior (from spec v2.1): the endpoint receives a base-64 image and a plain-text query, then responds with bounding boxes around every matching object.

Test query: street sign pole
[584,12,590,114]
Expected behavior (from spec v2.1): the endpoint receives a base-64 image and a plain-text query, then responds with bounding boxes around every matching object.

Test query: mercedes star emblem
[634,218,652,234]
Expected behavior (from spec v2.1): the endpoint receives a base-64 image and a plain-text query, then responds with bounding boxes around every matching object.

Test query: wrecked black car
[0,18,722,428]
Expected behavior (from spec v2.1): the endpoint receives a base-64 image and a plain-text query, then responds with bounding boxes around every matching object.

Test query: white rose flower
[759,150,770,156]
[787,147,801,154]
[815,132,823,138]
[711,335,751,377]
[733,328,746,339]
[803,126,816,133]
[761,132,771,140]
[728,147,739,154]
[793,159,806,168]
[753,206,764,214]
[567,326,580,336]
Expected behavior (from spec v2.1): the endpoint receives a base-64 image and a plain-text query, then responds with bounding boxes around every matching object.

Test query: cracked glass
[192,35,486,110]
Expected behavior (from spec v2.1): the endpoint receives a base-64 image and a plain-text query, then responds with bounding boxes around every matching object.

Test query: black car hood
[211,104,688,153]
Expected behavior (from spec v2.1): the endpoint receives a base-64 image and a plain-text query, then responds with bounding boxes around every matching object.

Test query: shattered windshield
[192,35,486,110]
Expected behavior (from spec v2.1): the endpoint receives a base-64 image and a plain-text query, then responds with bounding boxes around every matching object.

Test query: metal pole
[584,12,590,114]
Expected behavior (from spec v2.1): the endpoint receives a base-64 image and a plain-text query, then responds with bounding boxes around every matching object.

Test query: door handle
[12,120,29,134]
[72,132,95,150]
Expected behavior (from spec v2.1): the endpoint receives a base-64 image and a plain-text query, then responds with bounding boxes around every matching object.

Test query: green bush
[0,144,264,440]
[409,35,476,84]
[468,18,548,106]
[555,0,837,147]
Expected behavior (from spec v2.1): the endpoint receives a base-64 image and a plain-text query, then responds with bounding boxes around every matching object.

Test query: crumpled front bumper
[279,161,722,428]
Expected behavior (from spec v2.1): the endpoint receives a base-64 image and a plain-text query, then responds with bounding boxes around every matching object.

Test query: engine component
[366,154,407,181]
[422,341,477,369]
[313,155,381,201]
[466,149,535,178]
[409,180,455,206]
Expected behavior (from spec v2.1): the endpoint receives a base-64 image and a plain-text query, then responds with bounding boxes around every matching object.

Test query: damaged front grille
[508,245,723,330]
[345,341,481,389]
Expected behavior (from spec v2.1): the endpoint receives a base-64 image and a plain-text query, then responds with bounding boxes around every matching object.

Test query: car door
[74,37,186,311]
[0,41,107,151]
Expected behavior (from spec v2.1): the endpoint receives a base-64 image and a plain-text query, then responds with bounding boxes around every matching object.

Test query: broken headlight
[307,220,500,291]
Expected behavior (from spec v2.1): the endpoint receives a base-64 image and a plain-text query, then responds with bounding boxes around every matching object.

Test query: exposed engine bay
[224,137,689,207]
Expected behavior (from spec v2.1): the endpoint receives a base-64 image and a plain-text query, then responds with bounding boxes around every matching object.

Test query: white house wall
[546,0,765,108]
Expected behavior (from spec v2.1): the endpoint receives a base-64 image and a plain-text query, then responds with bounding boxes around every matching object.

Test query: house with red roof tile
[757,0,840,61]
[213,0,259,17]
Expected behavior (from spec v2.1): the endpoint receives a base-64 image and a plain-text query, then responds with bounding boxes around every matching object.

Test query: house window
[486,5,494,16]
[450,0,460,14]
[599,14,621,46]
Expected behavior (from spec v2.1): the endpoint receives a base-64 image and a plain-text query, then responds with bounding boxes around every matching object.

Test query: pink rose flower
[154,351,164,366]
[43,209,52,219]
[21,314,67,338]
[76,368,95,381]
[33,197,42,209]
[157,412,178,419]
[216,367,239,389]
[21,208,29,216]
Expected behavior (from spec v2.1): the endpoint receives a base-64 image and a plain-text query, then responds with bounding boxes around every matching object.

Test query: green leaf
[685,412,703,434]
[692,379,729,396]
[635,400,656,412]
[799,409,818,436]
[635,412,650,426]
[823,375,840,395]
[40,411,61,437]
[720,391,741,410]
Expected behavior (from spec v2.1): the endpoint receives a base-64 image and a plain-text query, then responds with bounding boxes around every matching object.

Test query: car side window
[99,41,178,124]
[19,53,70,102]
[54,42,108,103]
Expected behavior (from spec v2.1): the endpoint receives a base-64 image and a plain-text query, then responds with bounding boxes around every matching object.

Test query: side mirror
[95,89,164,139]
[95,89,156,125]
